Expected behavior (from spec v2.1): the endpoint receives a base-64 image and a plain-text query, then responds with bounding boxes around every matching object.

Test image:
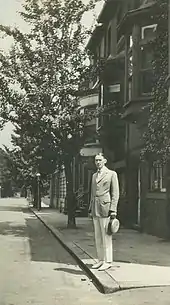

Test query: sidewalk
[30,201,170,294]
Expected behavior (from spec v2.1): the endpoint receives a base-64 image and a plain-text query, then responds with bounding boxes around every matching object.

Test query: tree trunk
[64,157,76,228]
[31,181,37,208]
[33,189,37,208]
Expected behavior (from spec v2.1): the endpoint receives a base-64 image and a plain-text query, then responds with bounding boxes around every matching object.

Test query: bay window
[139,26,155,95]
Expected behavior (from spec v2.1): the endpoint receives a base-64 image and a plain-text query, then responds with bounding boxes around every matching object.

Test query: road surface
[0,198,170,305]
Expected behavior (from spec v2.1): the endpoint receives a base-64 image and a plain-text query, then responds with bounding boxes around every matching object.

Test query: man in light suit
[89,153,119,271]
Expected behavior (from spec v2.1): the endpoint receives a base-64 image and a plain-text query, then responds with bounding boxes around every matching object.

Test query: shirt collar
[97,166,106,174]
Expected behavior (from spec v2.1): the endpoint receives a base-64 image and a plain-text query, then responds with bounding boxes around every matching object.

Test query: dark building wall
[128,123,142,151]
[140,161,169,238]
[143,195,168,238]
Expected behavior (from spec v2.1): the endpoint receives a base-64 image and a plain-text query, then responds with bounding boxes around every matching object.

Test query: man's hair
[95,153,106,160]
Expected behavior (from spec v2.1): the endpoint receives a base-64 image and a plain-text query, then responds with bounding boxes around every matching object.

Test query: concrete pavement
[30,199,170,294]
[0,198,112,304]
[2,197,170,304]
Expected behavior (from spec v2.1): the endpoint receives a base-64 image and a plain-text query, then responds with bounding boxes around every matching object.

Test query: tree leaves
[142,0,170,163]
[0,0,99,184]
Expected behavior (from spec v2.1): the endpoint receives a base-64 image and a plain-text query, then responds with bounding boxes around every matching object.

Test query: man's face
[95,155,106,170]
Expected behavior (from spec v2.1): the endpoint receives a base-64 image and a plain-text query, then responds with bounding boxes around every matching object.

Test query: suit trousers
[93,217,113,263]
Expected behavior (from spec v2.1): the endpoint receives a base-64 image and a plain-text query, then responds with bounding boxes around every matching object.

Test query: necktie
[96,170,101,182]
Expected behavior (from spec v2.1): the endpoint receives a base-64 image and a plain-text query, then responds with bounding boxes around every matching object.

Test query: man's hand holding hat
[108,210,116,219]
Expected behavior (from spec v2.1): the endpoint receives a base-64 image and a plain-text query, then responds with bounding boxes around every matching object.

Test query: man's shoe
[91,261,103,269]
[98,262,112,271]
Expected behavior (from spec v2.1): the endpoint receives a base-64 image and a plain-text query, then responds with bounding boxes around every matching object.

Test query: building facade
[72,90,102,216]
[73,0,170,238]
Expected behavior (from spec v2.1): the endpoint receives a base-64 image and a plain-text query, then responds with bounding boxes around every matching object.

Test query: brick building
[73,0,170,238]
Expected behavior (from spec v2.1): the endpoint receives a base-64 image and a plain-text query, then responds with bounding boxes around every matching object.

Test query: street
[0,198,170,305]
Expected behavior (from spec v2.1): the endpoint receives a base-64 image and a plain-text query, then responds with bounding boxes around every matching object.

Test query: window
[84,124,97,144]
[141,24,157,41]
[108,84,121,104]
[139,23,155,95]
[139,45,153,94]
[84,105,97,142]
[149,163,166,192]
[124,22,156,100]
[107,83,121,109]
[90,49,99,88]
[141,46,153,69]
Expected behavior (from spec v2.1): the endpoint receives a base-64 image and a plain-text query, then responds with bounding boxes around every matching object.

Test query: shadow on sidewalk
[25,216,80,264]
[54,267,84,275]
[0,221,27,237]
[0,207,80,266]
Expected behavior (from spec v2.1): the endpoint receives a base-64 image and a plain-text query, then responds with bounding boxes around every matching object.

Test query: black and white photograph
[0,0,170,304]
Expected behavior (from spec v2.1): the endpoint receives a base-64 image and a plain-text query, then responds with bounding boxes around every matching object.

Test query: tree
[0,148,15,197]
[142,0,169,163]
[0,0,100,227]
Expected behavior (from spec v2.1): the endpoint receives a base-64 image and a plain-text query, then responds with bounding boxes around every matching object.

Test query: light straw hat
[106,218,120,235]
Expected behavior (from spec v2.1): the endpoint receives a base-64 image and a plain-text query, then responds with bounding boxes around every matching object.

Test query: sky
[0,0,104,150]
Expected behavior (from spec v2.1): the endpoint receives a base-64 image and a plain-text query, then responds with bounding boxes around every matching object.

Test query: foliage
[142,0,170,163]
[0,148,15,196]
[0,0,99,181]
[0,0,101,226]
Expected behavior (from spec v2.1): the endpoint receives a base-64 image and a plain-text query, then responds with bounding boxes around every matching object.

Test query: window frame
[149,163,166,193]
[138,24,157,96]
[141,24,157,41]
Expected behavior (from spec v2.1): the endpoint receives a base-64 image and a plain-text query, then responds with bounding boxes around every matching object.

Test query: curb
[29,207,120,294]
[29,206,170,294]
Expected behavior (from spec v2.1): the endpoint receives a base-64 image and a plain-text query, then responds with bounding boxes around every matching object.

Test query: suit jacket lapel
[96,167,109,184]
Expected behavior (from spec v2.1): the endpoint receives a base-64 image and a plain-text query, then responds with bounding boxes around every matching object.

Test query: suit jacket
[89,166,119,218]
